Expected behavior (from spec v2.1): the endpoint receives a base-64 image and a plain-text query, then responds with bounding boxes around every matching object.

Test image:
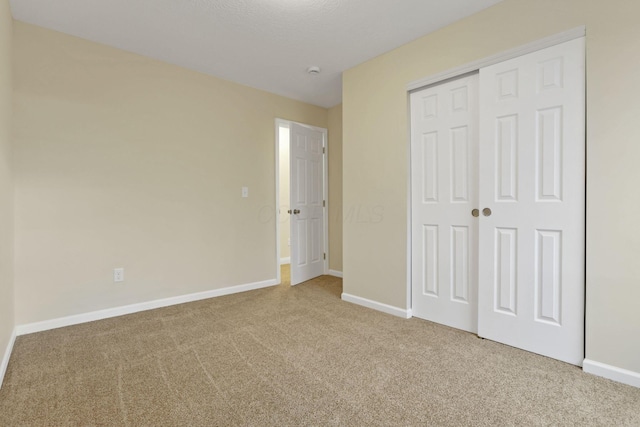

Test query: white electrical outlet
[242,187,249,198]
[114,268,124,282]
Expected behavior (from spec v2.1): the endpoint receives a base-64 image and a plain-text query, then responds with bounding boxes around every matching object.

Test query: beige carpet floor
[1,266,639,426]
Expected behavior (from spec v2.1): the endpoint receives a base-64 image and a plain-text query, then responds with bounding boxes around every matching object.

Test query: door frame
[274,118,329,285]
[406,26,586,314]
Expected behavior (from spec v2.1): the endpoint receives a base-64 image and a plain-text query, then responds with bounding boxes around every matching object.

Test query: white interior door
[477,38,585,365]
[290,123,326,286]
[410,74,479,333]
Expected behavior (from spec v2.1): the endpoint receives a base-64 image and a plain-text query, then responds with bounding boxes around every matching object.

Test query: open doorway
[278,122,291,266]
[275,119,328,286]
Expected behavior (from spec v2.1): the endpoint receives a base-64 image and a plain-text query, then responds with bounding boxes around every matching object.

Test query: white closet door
[477,38,585,365]
[410,74,479,333]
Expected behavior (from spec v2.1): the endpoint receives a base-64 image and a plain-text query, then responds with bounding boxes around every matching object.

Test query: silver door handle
[293,209,300,214]
[482,208,492,217]
[472,209,479,217]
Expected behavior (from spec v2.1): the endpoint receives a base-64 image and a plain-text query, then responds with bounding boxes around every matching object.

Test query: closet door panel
[410,74,479,333]
[477,38,585,366]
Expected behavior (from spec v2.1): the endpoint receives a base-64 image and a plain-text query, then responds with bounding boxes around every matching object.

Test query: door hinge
[323,253,326,260]
[323,200,326,207]
[323,147,325,154]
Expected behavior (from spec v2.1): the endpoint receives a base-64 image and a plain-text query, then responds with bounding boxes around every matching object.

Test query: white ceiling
[10,0,503,108]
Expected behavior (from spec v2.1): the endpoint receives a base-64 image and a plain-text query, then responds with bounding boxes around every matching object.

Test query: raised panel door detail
[497,69,519,100]
[422,132,439,203]
[422,94,438,119]
[494,228,517,315]
[297,219,307,266]
[296,158,307,204]
[535,230,562,325]
[309,136,323,154]
[536,107,563,201]
[451,226,470,303]
[451,86,468,112]
[451,126,469,202]
[423,225,439,297]
[311,159,322,205]
[538,57,564,92]
[310,218,321,262]
[496,115,518,201]
[295,134,306,150]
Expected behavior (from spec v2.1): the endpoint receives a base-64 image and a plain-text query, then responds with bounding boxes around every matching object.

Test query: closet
[410,38,585,366]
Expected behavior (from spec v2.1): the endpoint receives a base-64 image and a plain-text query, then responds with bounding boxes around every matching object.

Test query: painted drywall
[0,0,14,384]
[328,104,343,273]
[343,0,640,374]
[13,22,328,324]
[278,124,290,262]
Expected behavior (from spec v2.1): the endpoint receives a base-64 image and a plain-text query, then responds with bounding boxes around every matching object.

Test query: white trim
[323,130,329,276]
[407,26,586,92]
[341,293,412,319]
[328,270,343,278]
[274,119,285,286]
[405,91,413,312]
[16,279,278,336]
[583,359,640,389]
[280,257,291,265]
[0,327,17,389]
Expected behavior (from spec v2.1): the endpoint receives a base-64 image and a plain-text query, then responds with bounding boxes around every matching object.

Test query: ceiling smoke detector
[307,66,321,75]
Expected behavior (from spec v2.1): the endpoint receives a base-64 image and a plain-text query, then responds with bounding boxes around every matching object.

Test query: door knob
[471,209,479,217]
[482,208,492,217]
[293,209,300,214]
[287,209,292,214]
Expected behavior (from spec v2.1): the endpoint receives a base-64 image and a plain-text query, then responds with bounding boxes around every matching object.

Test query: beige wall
[0,0,14,374]
[343,0,640,374]
[328,104,343,272]
[278,124,290,262]
[13,22,328,324]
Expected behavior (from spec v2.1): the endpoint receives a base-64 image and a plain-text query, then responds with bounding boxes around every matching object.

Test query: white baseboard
[0,327,17,389]
[16,279,279,336]
[280,257,291,265]
[341,293,412,319]
[583,359,640,388]
[328,270,343,278]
